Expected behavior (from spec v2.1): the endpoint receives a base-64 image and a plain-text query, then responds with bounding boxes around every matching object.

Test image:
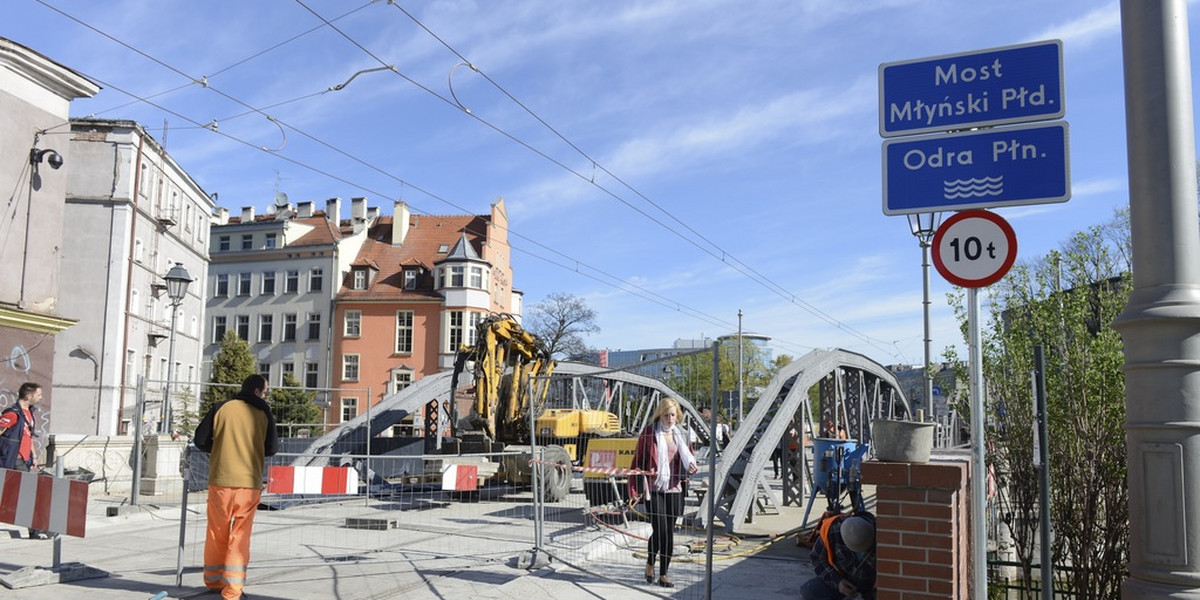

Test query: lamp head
[163,262,193,303]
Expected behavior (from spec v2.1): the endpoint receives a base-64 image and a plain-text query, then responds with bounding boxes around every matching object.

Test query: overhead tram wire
[66,71,758,349]
[41,3,889,360]
[374,1,900,358]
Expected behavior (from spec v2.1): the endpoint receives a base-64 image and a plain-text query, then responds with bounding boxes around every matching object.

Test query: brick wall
[860,456,972,599]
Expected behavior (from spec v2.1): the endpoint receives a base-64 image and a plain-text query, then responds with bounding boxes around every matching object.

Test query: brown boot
[645,563,654,583]
[658,575,674,588]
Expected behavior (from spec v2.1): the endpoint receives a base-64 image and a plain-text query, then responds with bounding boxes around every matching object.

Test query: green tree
[201,330,256,417]
[271,373,321,436]
[664,343,772,418]
[948,209,1130,599]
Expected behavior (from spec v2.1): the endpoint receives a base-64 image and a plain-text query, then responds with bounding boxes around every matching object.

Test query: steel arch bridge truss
[699,348,910,534]
[294,361,714,467]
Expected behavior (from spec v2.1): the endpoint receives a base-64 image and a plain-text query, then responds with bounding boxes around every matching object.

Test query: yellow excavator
[449,314,619,501]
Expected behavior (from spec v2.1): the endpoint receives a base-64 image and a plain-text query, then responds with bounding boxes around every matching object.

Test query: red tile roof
[338,213,490,301]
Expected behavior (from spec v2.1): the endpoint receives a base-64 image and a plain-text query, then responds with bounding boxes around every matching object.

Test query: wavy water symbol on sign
[943,176,1003,199]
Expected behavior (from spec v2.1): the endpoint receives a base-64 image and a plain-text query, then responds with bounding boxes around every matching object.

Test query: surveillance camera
[30,148,64,170]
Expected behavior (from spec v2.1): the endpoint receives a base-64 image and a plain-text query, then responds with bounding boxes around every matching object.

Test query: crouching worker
[801,512,876,600]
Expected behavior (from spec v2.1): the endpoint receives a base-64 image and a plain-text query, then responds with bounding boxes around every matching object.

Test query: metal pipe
[968,288,987,598]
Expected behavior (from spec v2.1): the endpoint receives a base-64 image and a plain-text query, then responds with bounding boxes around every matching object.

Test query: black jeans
[646,490,683,576]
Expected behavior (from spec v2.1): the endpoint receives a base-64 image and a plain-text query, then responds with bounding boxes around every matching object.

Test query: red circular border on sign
[931,209,1018,288]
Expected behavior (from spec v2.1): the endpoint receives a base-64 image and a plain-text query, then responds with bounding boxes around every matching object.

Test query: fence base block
[0,562,110,589]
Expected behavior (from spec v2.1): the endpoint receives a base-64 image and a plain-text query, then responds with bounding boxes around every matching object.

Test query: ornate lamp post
[907,212,942,418]
[162,262,192,435]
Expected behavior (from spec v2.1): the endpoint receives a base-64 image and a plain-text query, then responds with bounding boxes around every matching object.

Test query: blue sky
[6,1,1197,368]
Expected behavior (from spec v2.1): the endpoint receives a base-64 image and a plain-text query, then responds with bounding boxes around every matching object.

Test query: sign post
[882,40,1066,598]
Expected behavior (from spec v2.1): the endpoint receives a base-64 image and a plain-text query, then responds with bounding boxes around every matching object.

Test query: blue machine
[801,437,869,527]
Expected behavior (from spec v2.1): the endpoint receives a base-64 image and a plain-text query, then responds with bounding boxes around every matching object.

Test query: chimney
[326,198,341,227]
[393,200,411,246]
[241,206,255,222]
[367,206,380,222]
[351,197,367,234]
[297,201,314,218]
[215,207,229,225]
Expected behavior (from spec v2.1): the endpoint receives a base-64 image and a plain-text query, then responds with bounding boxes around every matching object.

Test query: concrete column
[1114,1,1200,597]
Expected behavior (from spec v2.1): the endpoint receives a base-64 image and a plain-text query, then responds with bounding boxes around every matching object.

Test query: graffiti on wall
[0,332,54,461]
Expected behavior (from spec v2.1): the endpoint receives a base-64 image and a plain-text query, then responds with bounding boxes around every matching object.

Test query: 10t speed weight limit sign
[931,210,1017,288]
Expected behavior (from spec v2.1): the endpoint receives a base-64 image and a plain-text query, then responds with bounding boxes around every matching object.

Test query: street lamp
[907,212,942,420]
[162,262,193,435]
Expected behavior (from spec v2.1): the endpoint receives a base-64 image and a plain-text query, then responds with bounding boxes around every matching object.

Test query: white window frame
[345,310,362,337]
[342,354,360,381]
[341,397,357,423]
[395,310,413,354]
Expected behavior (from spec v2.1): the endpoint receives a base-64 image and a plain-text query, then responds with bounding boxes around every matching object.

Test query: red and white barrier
[266,466,356,495]
[0,468,88,538]
[442,464,478,491]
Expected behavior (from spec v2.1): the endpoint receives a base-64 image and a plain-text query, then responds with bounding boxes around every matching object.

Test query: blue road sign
[880,40,1063,137]
[882,122,1070,215]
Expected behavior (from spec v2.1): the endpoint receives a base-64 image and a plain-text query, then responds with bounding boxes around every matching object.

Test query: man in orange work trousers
[194,374,278,599]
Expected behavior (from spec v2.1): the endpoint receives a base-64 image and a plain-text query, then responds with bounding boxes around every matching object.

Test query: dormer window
[404,269,418,290]
[353,269,368,290]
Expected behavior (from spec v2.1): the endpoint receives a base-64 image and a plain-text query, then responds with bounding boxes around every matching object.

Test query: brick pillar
[860,455,971,599]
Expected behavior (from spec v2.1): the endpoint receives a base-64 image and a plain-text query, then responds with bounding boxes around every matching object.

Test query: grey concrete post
[1114,1,1200,597]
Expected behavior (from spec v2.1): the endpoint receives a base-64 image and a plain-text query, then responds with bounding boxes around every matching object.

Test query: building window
[436,268,445,289]
[264,232,277,249]
[450,265,465,287]
[342,355,360,381]
[258,314,273,343]
[286,270,299,293]
[215,274,229,297]
[283,314,297,342]
[262,271,276,295]
[392,370,413,394]
[305,362,319,388]
[126,350,136,385]
[447,310,464,353]
[259,362,270,381]
[238,272,252,296]
[307,313,321,341]
[218,235,230,252]
[437,244,449,254]
[281,362,295,384]
[236,315,250,340]
[134,238,144,263]
[404,269,417,290]
[340,397,357,423]
[467,311,483,346]
[353,269,367,290]
[469,266,483,289]
[345,310,361,337]
[213,316,227,342]
[241,234,253,250]
[310,267,323,292]
[395,311,413,354]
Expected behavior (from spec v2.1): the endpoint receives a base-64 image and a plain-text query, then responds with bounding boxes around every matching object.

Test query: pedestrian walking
[629,397,698,588]
[194,374,278,600]
[0,382,49,539]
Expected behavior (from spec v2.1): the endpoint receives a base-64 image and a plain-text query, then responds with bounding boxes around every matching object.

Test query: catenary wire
[30,1,906,361]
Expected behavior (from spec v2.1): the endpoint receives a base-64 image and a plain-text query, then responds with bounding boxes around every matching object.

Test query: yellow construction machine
[449,314,619,501]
